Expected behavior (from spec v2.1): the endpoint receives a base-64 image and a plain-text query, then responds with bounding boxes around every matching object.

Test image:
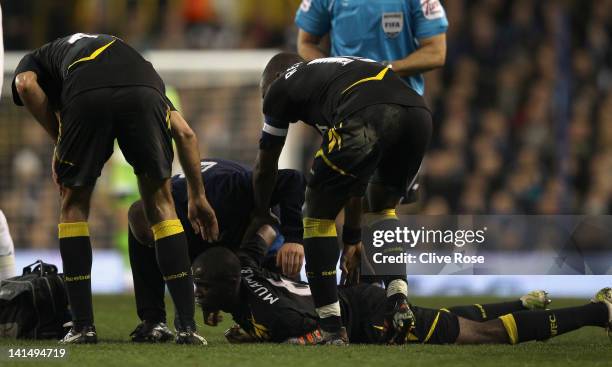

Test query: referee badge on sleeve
[382,12,403,39]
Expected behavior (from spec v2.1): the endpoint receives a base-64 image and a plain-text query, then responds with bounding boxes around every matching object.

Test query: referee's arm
[297,29,330,61]
[389,33,447,77]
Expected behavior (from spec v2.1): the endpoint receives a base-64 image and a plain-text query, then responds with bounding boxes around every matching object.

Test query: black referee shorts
[55,86,174,186]
[308,104,431,198]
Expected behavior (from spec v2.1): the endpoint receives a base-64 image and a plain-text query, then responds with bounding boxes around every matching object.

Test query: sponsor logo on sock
[549,314,558,337]
[163,271,189,281]
[64,274,91,282]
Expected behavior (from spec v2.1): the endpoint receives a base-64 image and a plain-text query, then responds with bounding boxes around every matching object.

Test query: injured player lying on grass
[193,224,612,345]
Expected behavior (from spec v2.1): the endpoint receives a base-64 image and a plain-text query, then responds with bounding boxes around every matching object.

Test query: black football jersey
[262,57,427,139]
[170,158,305,260]
[12,33,168,109]
[231,239,318,342]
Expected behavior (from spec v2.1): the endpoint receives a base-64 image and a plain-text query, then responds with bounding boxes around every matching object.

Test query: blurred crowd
[1,0,611,250]
[420,0,612,215]
[2,0,301,50]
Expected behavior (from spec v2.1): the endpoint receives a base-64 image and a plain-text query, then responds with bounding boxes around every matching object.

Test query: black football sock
[449,301,525,322]
[304,217,342,333]
[499,303,608,344]
[128,227,166,323]
[58,222,94,330]
[151,220,195,330]
[363,210,406,288]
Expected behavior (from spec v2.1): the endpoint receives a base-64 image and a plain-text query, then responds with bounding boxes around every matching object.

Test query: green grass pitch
[1,295,611,367]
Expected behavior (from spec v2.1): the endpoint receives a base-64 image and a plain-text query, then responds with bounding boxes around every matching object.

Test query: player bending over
[250,53,433,344]
[12,33,218,344]
[194,226,612,346]
[127,158,306,343]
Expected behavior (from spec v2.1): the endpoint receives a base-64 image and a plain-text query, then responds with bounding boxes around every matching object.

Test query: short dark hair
[192,246,241,283]
[260,52,304,98]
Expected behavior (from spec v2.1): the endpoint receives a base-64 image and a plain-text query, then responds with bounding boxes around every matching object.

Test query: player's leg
[128,228,173,342]
[303,186,350,344]
[363,105,432,336]
[448,290,551,322]
[115,86,204,345]
[54,88,116,344]
[457,301,609,344]
[58,185,97,344]
[0,210,16,280]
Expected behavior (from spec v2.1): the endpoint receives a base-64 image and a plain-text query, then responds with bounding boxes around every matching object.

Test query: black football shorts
[55,86,174,186]
[339,284,460,344]
[307,104,432,198]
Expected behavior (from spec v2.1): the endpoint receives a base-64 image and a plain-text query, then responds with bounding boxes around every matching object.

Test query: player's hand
[203,310,223,326]
[188,195,219,242]
[276,242,304,277]
[340,242,362,286]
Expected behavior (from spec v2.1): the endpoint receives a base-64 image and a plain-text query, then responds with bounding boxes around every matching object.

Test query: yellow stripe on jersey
[423,311,441,343]
[341,67,390,94]
[67,39,116,70]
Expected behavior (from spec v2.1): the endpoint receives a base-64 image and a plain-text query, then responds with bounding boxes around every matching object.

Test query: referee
[295,0,448,95]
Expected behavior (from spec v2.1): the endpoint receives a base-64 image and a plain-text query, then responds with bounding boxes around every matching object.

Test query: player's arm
[169,111,219,241]
[389,0,448,77]
[388,33,446,77]
[340,197,363,285]
[295,0,331,61]
[252,115,288,219]
[14,71,59,141]
[297,30,330,61]
[238,224,277,268]
[271,169,306,276]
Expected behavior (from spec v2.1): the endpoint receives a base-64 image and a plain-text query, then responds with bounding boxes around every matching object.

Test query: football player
[127,158,306,342]
[250,53,433,343]
[194,226,612,346]
[12,33,218,344]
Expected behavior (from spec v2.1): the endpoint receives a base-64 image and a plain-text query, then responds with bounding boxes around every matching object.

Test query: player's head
[192,246,241,312]
[260,52,304,98]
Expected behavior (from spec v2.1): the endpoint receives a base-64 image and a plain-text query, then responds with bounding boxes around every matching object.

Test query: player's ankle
[319,315,342,333]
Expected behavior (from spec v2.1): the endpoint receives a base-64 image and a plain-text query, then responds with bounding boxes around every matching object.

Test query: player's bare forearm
[297,30,329,61]
[252,146,283,216]
[14,71,59,141]
[390,34,446,77]
[170,111,205,198]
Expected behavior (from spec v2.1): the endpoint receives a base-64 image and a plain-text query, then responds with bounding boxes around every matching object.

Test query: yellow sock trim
[499,314,519,345]
[58,222,90,238]
[303,217,337,239]
[151,219,184,241]
[364,209,398,226]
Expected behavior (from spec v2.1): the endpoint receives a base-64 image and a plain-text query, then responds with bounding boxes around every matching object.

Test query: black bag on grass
[0,260,71,339]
